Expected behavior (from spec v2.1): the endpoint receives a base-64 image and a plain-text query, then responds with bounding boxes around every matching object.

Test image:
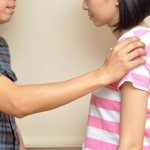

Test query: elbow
[10,89,30,118]
[12,101,29,118]
[0,79,31,118]
[14,108,28,119]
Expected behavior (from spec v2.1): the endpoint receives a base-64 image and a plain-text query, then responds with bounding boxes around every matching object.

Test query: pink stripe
[146,45,150,57]
[119,73,150,90]
[132,73,149,88]
[144,145,150,150]
[88,116,150,136]
[134,30,150,37]
[91,96,150,119]
[147,109,150,118]
[148,92,150,97]
[145,63,150,73]
[145,128,150,137]
[88,116,119,134]
[107,83,118,91]
[91,95,120,111]
[86,137,150,150]
[85,137,117,150]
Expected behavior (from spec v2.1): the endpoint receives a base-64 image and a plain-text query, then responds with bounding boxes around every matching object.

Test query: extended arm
[0,37,146,118]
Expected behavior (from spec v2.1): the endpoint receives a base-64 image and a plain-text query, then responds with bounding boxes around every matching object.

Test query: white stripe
[118,30,135,41]
[82,143,90,150]
[131,65,150,77]
[141,32,150,46]
[87,126,150,146]
[119,28,150,46]
[87,126,119,145]
[89,104,120,122]
[147,58,150,65]
[93,87,120,102]
[118,27,150,47]
[146,119,150,128]
[90,105,150,128]
[144,137,150,146]
[148,99,150,109]
[83,148,90,150]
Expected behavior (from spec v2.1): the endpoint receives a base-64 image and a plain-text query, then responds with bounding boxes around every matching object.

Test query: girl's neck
[110,21,149,40]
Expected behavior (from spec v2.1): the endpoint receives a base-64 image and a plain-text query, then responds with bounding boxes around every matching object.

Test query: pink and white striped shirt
[83,26,150,150]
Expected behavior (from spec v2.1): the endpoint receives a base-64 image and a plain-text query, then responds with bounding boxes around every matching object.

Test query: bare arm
[0,70,104,117]
[118,82,148,150]
[0,37,146,118]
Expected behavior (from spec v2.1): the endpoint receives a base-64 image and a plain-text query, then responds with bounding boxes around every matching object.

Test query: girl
[0,0,146,149]
[83,0,150,150]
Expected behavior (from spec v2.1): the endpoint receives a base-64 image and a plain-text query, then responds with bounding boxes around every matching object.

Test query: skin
[0,0,147,149]
[83,0,149,149]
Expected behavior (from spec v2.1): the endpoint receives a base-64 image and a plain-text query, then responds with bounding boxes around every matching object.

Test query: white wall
[0,0,150,148]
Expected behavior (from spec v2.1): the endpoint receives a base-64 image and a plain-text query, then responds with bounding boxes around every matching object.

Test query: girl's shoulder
[119,26,150,45]
[117,27,150,92]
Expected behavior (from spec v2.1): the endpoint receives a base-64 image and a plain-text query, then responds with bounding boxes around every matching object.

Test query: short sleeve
[0,67,17,82]
[117,27,150,91]
[118,64,150,91]
[0,36,17,82]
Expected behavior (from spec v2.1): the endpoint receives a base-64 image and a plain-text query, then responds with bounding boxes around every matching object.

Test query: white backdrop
[0,0,150,147]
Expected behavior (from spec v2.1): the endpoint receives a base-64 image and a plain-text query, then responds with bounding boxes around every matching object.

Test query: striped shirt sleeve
[118,64,150,91]
[118,29,150,91]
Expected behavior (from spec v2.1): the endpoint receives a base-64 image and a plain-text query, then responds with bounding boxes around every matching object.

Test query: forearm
[11,69,105,117]
[0,37,146,117]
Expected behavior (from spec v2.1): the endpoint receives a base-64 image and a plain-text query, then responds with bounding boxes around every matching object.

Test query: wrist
[93,67,110,87]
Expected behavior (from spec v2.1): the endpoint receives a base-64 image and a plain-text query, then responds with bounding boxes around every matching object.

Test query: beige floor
[27,148,81,150]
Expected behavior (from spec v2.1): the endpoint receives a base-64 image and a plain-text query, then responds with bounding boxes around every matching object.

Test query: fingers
[113,37,145,58]
[123,41,145,54]
[113,37,141,51]
[117,36,139,45]
[127,48,146,60]
[128,58,146,70]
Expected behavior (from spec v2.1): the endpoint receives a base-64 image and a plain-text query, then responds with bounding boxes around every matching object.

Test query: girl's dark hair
[115,0,150,31]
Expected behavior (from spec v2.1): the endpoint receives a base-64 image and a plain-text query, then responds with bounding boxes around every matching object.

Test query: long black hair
[115,0,150,31]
